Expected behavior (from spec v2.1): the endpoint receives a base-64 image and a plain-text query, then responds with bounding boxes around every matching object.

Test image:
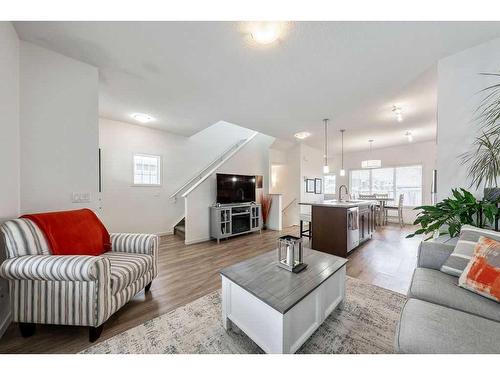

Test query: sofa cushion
[102,252,153,294]
[408,268,500,322]
[1,219,50,258]
[441,225,500,277]
[396,298,500,353]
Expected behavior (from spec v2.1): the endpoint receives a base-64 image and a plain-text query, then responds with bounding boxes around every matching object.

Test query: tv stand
[210,203,262,244]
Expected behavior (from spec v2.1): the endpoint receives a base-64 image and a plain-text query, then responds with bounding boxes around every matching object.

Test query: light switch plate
[72,192,91,203]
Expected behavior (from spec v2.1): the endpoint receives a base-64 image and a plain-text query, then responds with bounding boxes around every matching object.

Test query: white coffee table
[220,248,347,354]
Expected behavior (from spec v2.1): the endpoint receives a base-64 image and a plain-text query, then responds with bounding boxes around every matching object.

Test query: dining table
[356,196,394,226]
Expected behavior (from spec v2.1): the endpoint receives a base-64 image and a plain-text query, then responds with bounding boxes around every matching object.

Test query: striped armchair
[0,219,158,342]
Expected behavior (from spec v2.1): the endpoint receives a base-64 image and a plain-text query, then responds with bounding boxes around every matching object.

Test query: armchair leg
[145,282,152,293]
[19,323,36,338]
[89,325,104,343]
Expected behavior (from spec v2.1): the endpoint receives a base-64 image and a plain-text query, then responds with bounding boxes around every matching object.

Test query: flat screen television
[216,173,256,204]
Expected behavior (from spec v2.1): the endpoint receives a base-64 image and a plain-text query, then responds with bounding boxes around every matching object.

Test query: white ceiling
[13,21,500,152]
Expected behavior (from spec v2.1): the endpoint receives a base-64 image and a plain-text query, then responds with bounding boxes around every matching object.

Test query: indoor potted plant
[460,71,500,230]
[259,193,272,230]
[461,71,500,204]
[407,188,498,239]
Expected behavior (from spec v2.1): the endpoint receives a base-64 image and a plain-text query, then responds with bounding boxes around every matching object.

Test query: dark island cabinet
[359,203,376,244]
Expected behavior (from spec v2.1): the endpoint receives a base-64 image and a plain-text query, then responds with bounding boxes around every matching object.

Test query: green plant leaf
[406,187,497,239]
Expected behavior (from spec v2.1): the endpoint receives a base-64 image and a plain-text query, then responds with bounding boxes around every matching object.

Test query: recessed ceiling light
[249,22,285,45]
[131,113,154,123]
[392,105,403,122]
[294,131,311,140]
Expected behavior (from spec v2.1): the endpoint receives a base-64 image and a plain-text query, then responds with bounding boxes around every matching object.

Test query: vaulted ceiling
[14,21,500,152]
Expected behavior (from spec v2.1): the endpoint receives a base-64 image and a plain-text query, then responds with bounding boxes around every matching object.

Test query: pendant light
[339,129,346,176]
[361,140,381,169]
[323,119,330,173]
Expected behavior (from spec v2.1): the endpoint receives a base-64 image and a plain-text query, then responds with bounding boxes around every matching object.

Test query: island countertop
[298,199,376,208]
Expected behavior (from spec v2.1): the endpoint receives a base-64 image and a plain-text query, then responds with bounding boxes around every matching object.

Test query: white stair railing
[182,132,258,198]
[282,198,297,213]
[169,132,259,200]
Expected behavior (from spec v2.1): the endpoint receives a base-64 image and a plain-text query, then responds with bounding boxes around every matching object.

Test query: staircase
[174,218,185,239]
[170,131,259,241]
[169,131,258,201]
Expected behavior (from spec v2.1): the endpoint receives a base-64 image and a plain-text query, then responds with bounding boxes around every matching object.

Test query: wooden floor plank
[0,224,419,354]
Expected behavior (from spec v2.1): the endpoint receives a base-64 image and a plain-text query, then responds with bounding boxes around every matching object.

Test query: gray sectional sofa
[396,236,500,354]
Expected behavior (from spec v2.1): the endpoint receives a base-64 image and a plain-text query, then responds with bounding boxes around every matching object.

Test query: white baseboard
[266,225,281,231]
[184,237,211,245]
[156,229,174,236]
[0,311,11,339]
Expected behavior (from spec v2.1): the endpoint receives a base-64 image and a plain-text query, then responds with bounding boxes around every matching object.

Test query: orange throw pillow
[458,236,500,302]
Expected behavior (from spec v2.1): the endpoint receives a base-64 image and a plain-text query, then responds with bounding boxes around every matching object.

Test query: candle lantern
[277,235,307,273]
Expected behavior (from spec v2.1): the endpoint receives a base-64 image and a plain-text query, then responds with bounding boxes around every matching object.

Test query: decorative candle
[286,245,293,266]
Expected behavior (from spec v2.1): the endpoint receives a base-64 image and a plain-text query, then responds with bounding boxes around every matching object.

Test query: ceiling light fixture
[361,140,381,169]
[392,105,403,122]
[323,119,330,174]
[294,131,311,140]
[249,22,285,45]
[131,113,154,123]
[405,131,413,143]
[339,129,346,177]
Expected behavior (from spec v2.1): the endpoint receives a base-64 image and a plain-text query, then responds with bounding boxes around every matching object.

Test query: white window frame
[132,153,162,187]
[348,164,423,207]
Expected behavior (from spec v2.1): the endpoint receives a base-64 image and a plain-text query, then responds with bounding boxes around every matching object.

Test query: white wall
[0,21,19,339]
[19,41,99,213]
[0,22,19,222]
[267,194,283,231]
[299,144,325,203]
[270,143,324,227]
[298,143,325,222]
[270,147,297,227]
[99,118,261,234]
[329,140,437,222]
[184,133,275,244]
[437,36,500,200]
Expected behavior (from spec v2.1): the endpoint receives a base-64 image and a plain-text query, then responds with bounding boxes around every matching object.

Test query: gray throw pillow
[440,225,500,277]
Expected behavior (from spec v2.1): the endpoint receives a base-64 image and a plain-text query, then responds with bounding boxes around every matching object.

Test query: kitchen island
[299,200,377,258]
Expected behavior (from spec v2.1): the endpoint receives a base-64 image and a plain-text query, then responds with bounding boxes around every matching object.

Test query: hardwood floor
[0,224,419,354]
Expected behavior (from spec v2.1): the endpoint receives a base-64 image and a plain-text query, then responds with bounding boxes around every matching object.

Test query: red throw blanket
[22,208,111,256]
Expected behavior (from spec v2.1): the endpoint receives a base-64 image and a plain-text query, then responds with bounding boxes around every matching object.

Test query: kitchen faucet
[338,184,349,202]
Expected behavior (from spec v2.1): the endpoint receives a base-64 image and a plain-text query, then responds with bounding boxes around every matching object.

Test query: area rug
[81,277,406,354]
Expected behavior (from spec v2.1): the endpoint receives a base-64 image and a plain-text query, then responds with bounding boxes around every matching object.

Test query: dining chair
[385,193,404,227]
[358,194,376,199]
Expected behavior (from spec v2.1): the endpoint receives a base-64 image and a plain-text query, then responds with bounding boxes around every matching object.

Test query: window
[349,165,422,206]
[372,168,394,198]
[133,154,161,185]
[349,169,370,196]
[396,165,423,206]
[324,174,336,194]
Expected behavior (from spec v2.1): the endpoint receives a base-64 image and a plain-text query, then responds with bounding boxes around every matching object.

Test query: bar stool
[300,213,312,239]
